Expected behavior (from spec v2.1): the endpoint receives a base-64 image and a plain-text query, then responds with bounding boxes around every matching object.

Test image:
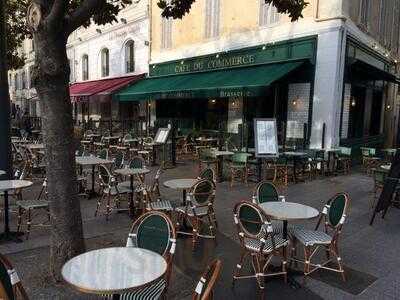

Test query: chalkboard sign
[154,128,170,144]
[254,118,278,157]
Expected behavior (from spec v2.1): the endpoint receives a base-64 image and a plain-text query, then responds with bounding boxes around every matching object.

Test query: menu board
[254,118,278,157]
[286,120,303,139]
[154,128,170,144]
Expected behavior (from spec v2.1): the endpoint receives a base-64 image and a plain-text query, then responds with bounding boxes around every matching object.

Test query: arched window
[82,54,89,80]
[125,41,135,73]
[101,48,109,77]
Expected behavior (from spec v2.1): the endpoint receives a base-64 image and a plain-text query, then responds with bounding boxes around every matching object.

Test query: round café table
[163,179,198,205]
[62,247,167,300]
[0,180,33,243]
[113,168,151,216]
[260,201,319,239]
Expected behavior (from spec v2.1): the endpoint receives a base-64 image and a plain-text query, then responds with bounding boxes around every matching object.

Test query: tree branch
[66,0,103,34]
[47,0,69,28]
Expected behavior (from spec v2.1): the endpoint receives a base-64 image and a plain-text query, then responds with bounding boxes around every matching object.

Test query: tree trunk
[0,0,12,179]
[33,30,85,281]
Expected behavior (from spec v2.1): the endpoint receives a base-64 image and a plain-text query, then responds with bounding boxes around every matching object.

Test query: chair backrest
[114,151,124,169]
[98,165,113,186]
[321,193,349,229]
[339,147,351,156]
[129,156,145,169]
[192,259,222,300]
[231,152,248,164]
[123,133,132,141]
[126,211,176,259]
[0,253,28,300]
[199,148,214,159]
[188,179,215,207]
[198,168,215,183]
[98,148,108,160]
[253,181,279,204]
[234,201,272,239]
[373,168,387,184]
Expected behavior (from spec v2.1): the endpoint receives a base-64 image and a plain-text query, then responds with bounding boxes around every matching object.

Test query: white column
[310,27,346,149]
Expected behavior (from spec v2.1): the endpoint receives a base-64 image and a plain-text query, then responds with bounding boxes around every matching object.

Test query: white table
[0,180,33,242]
[76,156,114,197]
[164,178,198,205]
[62,247,167,299]
[25,144,44,150]
[114,168,151,216]
[381,164,391,171]
[260,201,319,239]
[0,170,5,176]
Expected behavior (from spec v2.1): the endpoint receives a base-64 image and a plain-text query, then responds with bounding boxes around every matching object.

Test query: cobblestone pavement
[2,161,400,299]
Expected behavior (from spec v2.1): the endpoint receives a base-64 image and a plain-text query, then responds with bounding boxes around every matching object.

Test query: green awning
[115,61,304,101]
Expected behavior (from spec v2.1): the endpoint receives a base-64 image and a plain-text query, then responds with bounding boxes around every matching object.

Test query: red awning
[69,74,144,102]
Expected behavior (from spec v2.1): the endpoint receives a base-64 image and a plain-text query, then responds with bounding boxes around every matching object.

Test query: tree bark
[33,27,85,281]
[0,0,12,179]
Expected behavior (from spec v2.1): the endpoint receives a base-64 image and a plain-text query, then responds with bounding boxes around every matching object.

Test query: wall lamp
[120,18,127,24]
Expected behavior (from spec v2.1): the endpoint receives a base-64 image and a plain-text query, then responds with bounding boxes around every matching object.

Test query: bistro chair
[192,259,222,300]
[252,181,285,234]
[371,168,387,208]
[113,151,125,170]
[229,152,249,187]
[198,148,218,176]
[290,193,350,281]
[118,156,147,190]
[16,178,50,240]
[176,179,217,249]
[337,147,352,174]
[122,211,176,300]
[97,148,109,160]
[198,168,216,185]
[232,201,288,295]
[360,147,380,175]
[95,165,132,221]
[271,156,293,187]
[141,169,175,213]
[0,253,29,300]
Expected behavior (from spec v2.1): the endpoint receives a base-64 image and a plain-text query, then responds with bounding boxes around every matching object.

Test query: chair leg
[17,206,23,234]
[232,250,247,286]
[95,194,104,217]
[192,217,199,250]
[26,208,32,240]
[106,194,111,221]
[303,246,311,275]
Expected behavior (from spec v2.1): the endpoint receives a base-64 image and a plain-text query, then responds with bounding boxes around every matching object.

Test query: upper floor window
[82,54,89,81]
[14,74,18,90]
[161,17,173,49]
[101,48,109,77]
[359,0,371,27]
[259,1,280,26]
[21,71,26,89]
[205,0,220,38]
[125,40,135,73]
[28,66,33,88]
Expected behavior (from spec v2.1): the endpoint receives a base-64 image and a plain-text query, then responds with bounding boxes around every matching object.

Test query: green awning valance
[115,61,304,101]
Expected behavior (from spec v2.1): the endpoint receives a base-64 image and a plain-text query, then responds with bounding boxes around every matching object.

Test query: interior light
[351,98,356,107]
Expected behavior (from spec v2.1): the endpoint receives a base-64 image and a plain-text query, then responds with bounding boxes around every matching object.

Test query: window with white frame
[259,1,280,26]
[359,0,371,27]
[125,40,135,73]
[101,48,110,77]
[82,54,89,81]
[161,17,172,49]
[205,0,220,38]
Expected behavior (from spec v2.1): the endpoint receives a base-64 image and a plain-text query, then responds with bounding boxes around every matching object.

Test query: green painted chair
[198,167,216,185]
[198,148,218,175]
[122,211,177,300]
[232,201,288,295]
[176,179,217,249]
[113,151,124,170]
[360,147,380,175]
[338,147,352,174]
[0,253,29,300]
[129,156,145,169]
[372,168,388,206]
[97,148,109,160]
[291,193,349,282]
[229,152,249,187]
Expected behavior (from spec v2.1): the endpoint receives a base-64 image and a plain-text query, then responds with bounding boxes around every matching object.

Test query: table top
[103,136,120,140]
[85,134,101,138]
[381,164,391,170]
[196,137,218,142]
[0,180,33,192]
[382,148,397,153]
[123,138,139,143]
[114,168,151,176]
[282,152,308,157]
[25,144,44,150]
[260,202,319,221]
[164,179,198,190]
[0,170,5,176]
[76,156,114,166]
[213,150,234,156]
[62,247,167,295]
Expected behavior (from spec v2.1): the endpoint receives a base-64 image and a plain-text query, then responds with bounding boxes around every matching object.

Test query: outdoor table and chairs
[282,151,308,183]
[113,167,151,216]
[62,247,167,300]
[75,155,114,198]
[0,180,33,243]
[163,178,198,205]
[212,150,234,182]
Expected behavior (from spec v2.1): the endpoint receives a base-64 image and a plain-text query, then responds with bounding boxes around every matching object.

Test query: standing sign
[154,127,171,144]
[254,118,278,157]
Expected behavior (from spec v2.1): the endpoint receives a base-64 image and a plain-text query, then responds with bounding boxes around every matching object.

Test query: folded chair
[192,259,222,300]
[121,211,177,300]
[0,253,29,300]
[176,179,217,249]
[290,193,350,281]
[232,201,288,295]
